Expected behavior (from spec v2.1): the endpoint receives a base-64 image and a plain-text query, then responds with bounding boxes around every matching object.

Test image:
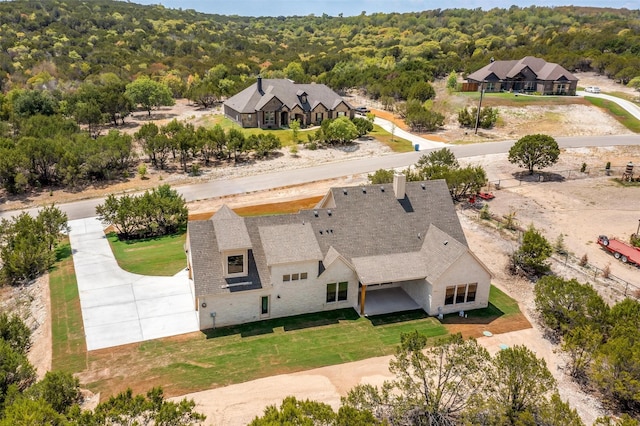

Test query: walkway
[68,217,199,351]
[577,90,640,120]
[373,116,447,150]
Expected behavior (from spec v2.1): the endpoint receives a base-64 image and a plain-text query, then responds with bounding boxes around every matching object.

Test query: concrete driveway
[68,218,200,351]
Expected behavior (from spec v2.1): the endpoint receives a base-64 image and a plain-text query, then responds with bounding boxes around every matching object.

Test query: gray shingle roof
[259,223,323,266]
[421,224,467,282]
[224,78,352,114]
[188,179,471,296]
[467,56,577,82]
[211,205,252,252]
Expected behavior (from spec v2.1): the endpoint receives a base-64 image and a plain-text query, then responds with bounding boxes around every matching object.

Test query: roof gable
[224,79,349,114]
[259,223,323,266]
[467,56,577,83]
[211,205,252,252]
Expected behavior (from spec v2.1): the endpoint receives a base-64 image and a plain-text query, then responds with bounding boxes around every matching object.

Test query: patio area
[358,286,421,317]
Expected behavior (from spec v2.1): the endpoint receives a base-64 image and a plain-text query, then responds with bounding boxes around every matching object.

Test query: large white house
[185,176,492,330]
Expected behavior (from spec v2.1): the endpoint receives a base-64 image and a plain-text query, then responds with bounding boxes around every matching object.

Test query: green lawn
[50,241,87,373]
[53,226,521,398]
[106,231,187,276]
[200,115,412,152]
[370,124,414,152]
[584,96,640,133]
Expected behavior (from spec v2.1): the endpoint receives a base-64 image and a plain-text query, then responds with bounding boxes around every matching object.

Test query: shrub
[579,253,588,267]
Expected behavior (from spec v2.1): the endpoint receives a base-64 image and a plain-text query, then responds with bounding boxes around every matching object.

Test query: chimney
[257,75,263,95]
[393,173,406,199]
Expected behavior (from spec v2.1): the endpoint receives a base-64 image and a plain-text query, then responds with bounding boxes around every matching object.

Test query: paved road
[2,133,638,221]
[2,89,640,222]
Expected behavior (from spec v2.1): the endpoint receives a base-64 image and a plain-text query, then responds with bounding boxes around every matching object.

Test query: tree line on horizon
[0,1,639,98]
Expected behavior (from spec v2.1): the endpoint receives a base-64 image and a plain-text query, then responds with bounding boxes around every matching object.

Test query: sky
[129,0,635,17]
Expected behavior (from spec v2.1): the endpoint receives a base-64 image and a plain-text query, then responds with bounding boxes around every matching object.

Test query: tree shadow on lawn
[202,308,361,339]
[512,170,566,183]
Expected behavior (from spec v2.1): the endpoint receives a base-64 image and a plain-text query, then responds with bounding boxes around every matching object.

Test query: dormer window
[224,250,249,277]
[227,254,244,274]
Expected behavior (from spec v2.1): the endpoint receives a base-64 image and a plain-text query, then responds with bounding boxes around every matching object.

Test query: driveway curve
[68,217,199,350]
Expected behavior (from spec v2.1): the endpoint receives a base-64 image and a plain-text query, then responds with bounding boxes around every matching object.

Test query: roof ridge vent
[343,189,348,195]
[327,209,332,216]
[362,187,366,194]
[314,210,318,217]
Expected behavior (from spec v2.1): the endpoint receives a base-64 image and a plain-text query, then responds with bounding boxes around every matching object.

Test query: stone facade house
[466,56,578,95]
[185,176,492,330]
[223,77,354,129]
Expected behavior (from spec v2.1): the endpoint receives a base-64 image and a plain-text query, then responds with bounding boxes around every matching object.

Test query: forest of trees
[0,1,639,98]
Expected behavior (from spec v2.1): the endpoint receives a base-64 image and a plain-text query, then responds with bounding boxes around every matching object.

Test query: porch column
[360,285,367,315]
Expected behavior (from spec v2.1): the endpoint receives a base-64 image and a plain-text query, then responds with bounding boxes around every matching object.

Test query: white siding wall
[197,259,358,329]
[400,279,430,310]
[428,252,491,316]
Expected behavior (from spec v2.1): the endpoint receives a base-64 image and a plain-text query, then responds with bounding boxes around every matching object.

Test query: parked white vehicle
[584,86,601,93]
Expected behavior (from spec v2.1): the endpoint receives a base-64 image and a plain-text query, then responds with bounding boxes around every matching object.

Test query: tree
[0,340,36,407]
[417,148,459,169]
[37,204,70,251]
[407,81,436,102]
[458,106,499,129]
[25,371,80,414]
[125,76,175,116]
[76,387,205,425]
[351,116,373,137]
[344,332,492,425]
[411,148,486,201]
[290,118,301,143]
[0,397,66,426]
[250,396,380,425]
[325,117,359,144]
[510,224,553,277]
[368,169,394,184]
[96,184,187,240]
[0,313,31,355]
[534,276,609,336]
[0,212,55,285]
[446,71,458,91]
[508,134,560,175]
[489,345,557,423]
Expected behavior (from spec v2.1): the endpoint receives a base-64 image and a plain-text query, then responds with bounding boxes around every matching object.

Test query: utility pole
[474,81,486,135]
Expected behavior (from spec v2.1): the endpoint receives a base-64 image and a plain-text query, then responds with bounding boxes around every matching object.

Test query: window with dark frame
[445,283,478,305]
[227,254,244,274]
[326,283,337,303]
[283,274,290,282]
[444,286,455,305]
[338,282,348,301]
[292,273,299,281]
[301,272,308,280]
[261,296,269,315]
[264,111,275,125]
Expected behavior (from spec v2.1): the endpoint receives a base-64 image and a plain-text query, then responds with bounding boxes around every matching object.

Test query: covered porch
[357,285,421,317]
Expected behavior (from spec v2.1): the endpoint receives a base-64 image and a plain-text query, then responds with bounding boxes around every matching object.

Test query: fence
[466,207,640,304]
[487,165,635,191]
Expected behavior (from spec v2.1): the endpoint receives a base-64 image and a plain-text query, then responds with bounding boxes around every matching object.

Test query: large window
[336,111,346,117]
[326,282,348,303]
[315,112,323,123]
[264,111,275,125]
[444,283,478,305]
[227,255,244,274]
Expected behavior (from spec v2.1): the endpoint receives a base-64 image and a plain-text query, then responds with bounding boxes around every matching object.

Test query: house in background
[185,175,492,330]
[466,56,578,95]
[223,77,354,129]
